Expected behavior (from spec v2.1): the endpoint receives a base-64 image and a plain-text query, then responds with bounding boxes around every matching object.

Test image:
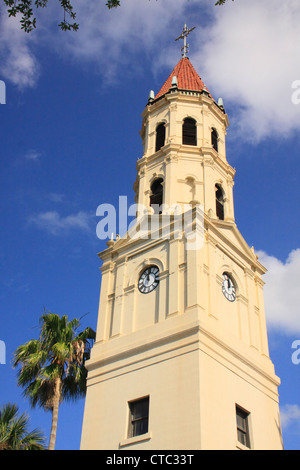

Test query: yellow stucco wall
[80,86,283,450]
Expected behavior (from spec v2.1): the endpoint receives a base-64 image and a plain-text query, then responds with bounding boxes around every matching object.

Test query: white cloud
[57,0,201,81]
[280,404,300,430]
[257,249,300,334]
[29,210,93,235]
[0,0,202,87]
[1,0,300,142]
[47,193,65,203]
[0,13,40,88]
[195,0,300,142]
[24,149,41,161]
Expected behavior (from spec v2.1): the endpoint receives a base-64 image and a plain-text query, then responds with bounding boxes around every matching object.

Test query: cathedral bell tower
[80,27,283,450]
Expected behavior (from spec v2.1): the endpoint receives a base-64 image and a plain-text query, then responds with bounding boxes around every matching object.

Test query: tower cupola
[137,52,233,221]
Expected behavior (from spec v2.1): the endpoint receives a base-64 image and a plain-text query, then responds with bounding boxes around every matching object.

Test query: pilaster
[96,260,115,343]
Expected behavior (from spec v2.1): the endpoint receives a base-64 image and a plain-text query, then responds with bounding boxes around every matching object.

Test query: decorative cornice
[205,216,266,275]
[201,146,235,178]
[87,317,280,393]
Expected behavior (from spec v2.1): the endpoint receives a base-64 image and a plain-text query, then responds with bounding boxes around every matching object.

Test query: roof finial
[175,23,196,58]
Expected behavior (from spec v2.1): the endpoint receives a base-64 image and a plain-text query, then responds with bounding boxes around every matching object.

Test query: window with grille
[182,118,197,146]
[155,123,166,152]
[236,406,251,448]
[128,397,149,438]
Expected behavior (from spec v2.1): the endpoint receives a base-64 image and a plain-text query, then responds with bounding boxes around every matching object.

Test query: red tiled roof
[155,57,210,99]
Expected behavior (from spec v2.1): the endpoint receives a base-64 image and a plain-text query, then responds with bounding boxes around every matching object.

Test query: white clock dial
[138,266,160,294]
[222,273,236,302]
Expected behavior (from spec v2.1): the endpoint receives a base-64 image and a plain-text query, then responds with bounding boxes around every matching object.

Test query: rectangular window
[128,397,149,438]
[236,405,251,448]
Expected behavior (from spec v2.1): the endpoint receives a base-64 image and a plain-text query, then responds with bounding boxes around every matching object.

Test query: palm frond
[13,339,42,367]
[13,310,96,449]
[19,427,46,450]
[0,403,46,450]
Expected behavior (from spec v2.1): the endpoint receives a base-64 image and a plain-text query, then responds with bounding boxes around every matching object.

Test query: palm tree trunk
[48,378,61,450]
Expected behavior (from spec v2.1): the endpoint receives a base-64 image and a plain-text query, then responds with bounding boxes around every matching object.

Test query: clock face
[222,273,236,302]
[138,266,160,294]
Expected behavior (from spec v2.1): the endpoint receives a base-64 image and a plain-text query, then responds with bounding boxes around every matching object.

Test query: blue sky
[1,0,300,450]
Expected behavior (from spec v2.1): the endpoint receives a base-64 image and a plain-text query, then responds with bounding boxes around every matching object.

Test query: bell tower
[80,27,283,450]
[135,55,235,223]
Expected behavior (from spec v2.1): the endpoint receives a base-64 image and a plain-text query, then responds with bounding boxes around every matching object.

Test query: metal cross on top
[175,24,196,58]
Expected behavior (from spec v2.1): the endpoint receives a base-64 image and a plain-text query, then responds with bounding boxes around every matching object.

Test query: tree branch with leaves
[2,0,120,32]
[215,0,235,4]
[3,0,236,33]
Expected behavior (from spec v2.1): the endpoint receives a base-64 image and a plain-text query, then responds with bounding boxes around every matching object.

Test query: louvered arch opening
[211,128,218,152]
[150,178,164,214]
[155,123,166,152]
[182,118,197,146]
[215,184,225,220]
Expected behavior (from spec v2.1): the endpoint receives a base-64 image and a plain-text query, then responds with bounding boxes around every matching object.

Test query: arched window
[150,178,163,214]
[211,128,218,152]
[215,184,224,220]
[155,123,165,152]
[182,118,197,146]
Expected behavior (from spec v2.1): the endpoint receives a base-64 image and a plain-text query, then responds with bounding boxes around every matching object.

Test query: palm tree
[0,403,46,450]
[13,311,96,450]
